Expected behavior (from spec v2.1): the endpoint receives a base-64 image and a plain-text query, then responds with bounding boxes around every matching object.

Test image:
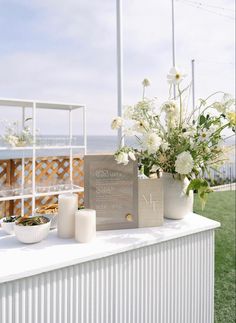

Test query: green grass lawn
[194,191,236,323]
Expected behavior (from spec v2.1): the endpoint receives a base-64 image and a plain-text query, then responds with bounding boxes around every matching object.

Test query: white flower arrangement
[111,67,236,207]
[1,119,34,147]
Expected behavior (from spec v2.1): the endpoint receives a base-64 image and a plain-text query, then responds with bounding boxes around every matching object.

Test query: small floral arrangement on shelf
[111,67,235,207]
[1,119,34,147]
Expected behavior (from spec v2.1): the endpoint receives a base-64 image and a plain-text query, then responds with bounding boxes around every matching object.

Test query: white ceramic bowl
[0,219,15,235]
[14,219,50,244]
[44,213,57,229]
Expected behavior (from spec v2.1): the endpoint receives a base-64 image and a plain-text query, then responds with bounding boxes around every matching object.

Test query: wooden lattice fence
[0,156,84,218]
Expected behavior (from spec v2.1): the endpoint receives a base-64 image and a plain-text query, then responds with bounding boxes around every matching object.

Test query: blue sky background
[0,0,234,135]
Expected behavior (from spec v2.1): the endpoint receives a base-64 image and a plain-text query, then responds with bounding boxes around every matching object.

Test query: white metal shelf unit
[0,98,87,216]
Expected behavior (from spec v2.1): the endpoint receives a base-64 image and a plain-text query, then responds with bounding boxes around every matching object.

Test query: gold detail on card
[126,213,133,222]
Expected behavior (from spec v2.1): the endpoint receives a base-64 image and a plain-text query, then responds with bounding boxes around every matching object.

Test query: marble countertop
[0,213,220,284]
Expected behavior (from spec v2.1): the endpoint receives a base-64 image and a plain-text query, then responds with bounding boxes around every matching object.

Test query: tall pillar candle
[75,209,96,243]
[58,193,78,238]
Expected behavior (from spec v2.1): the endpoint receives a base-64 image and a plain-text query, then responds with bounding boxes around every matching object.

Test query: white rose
[111,117,123,130]
[175,151,194,175]
[115,152,129,165]
[143,132,162,154]
[128,151,136,161]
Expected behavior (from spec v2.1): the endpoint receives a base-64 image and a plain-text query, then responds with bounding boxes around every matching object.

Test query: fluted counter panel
[0,214,219,323]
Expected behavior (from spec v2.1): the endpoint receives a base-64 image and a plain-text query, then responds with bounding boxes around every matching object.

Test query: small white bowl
[14,220,50,244]
[1,219,15,235]
[44,213,57,229]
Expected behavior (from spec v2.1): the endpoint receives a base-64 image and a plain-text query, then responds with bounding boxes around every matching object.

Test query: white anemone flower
[142,132,162,154]
[115,152,129,165]
[213,102,225,113]
[111,117,123,130]
[213,94,235,114]
[198,129,210,142]
[175,151,194,175]
[167,67,186,85]
[182,125,196,138]
[133,120,149,133]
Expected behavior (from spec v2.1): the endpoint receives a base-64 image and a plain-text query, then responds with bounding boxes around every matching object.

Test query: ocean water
[0,136,118,159]
[0,135,140,159]
[0,135,235,179]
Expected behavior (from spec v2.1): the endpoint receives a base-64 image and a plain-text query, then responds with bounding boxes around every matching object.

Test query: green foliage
[187,178,213,209]
[199,114,206,125]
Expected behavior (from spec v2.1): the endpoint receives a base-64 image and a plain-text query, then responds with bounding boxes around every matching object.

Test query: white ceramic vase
[162,173,193,220]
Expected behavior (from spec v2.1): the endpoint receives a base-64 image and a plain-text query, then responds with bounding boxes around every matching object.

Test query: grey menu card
[84,154,138,230]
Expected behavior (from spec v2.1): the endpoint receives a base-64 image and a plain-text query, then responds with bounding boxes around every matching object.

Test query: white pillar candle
[75,209,96,243]
[58,193,78,238]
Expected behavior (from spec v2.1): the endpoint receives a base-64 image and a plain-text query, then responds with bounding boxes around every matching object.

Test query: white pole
[191,59,195,119]
[69,109,73,188]
[171,0,176,98]
[83,106,87,155]
[32,102,36,213]
[21,107,25,216]
[116,0,124,147]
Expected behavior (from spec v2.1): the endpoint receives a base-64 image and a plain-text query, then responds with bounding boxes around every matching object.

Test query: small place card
[138,178,163,227]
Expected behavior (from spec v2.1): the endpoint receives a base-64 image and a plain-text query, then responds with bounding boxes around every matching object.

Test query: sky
[0,0,234,136]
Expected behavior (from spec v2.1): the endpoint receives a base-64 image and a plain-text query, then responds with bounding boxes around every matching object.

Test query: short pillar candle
[75,209,96,243]
[58,193,78,238]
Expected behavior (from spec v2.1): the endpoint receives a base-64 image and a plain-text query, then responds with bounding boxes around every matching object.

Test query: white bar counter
[0,213,220,323]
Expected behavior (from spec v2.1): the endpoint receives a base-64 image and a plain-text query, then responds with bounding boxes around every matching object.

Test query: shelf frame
[0,98,87,216]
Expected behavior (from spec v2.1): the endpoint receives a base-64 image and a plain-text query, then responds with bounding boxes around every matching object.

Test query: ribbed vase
[162,173,193,219]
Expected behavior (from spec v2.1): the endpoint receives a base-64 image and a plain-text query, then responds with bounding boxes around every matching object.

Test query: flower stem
[142,86,145,100]
[178,84,182,127]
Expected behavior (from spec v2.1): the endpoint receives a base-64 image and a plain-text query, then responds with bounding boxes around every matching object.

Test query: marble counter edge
[0,213,220,284]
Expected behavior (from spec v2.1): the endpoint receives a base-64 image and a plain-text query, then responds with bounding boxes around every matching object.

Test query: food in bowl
[35,204,58,229]
[0,215,19,235]
[14,216,50,244]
